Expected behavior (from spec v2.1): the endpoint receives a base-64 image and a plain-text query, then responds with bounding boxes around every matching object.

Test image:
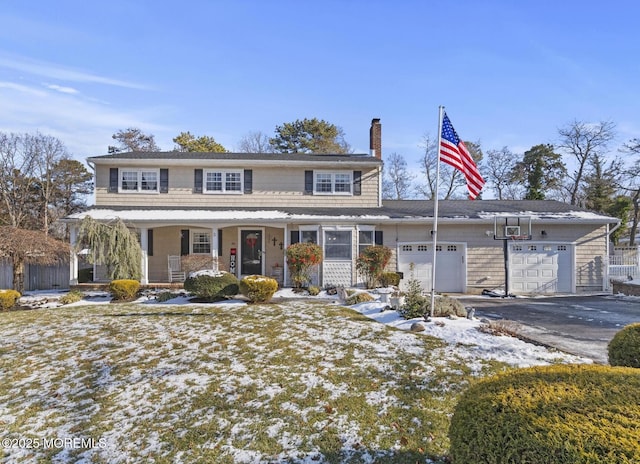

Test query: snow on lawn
[1,288,593,463]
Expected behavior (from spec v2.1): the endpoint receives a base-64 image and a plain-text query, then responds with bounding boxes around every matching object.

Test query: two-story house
[65,119,619,294]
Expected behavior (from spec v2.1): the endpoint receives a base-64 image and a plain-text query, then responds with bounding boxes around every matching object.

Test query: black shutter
[109,168,118,193]
[353,170,362,196]
[218,229,223,257]
[160,169,169,193]
[244,169,253,194]
[194,169,203,193]
[147,229,154,256]
[180,229,190,255]
[375,231,383,245]
[304,171,313,194]
[290,231,300,244]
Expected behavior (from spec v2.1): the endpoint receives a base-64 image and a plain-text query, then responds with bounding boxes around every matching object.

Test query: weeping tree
[0,226,70,293]
[75,217,142,281]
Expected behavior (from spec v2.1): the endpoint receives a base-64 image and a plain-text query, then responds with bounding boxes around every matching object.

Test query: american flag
[440,112,485,199]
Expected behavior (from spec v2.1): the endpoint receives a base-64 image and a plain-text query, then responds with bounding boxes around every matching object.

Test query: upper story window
[314,171,352,195]
[204,170,243,194]
[120,169,159,193]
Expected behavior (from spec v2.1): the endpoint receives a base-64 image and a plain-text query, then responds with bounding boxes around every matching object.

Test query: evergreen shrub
[608,322,640,368]
[109,279,140,301]
[449,364,640,464]
[379,271,401,287]
[184,272,239,300]
[307,285,320,296]
[0,289,21,310]
[239,275,278,303]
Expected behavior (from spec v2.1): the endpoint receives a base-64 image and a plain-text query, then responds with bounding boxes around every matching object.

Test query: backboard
[493,216,532,241]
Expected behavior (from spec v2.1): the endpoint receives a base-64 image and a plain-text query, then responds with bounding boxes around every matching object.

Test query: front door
[241,229,263,275]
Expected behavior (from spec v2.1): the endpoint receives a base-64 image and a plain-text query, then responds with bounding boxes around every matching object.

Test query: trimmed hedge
[184,272,239,300]
[0,289,21,310]
[608,322,640,368]
[109,279,140,301]
[449,364,640,464]
[239,275,278,303]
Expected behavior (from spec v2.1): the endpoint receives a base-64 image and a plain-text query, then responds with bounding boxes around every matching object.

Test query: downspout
[605,221,622,291]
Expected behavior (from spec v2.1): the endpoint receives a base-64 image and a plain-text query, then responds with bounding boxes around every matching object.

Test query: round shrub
[608,322,640,368]
[449,364,640,464]
[0,289,21,310]
[109,279,140,301]
[307,285,320,296]
[184,271,239,300]
[239,275,278,303]
[379,271,401,287]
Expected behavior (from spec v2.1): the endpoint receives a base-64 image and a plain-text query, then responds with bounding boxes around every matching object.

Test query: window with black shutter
[375,231,383,245]
[304,171,313,194]
[160,169,169,193]
[290,231,300,244]
[244,170,253,194]
[353,170,362,196]
[109,168,118,193]
[194,169,203,193]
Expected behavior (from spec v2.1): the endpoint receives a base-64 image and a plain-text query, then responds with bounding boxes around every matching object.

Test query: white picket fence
[0,259,69,291]
[609,247,640,280]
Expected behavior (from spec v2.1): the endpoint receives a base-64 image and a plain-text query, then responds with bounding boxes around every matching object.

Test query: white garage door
[397,243,465,293]
[510,243,573,293]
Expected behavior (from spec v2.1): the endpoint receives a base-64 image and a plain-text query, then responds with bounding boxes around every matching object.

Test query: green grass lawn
[0,300,509,463]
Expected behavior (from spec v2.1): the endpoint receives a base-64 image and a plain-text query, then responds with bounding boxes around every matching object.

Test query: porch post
[283,224,288,287]
[139,227,149,285]
[212,227,219,271]
[69,225,79,286]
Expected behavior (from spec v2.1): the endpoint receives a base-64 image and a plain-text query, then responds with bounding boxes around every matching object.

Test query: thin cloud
[45,83,79,94]
[0,53,151,90]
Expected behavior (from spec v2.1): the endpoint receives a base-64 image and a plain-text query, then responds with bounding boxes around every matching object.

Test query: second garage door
[510,242,573,293]
[397,242,466,293]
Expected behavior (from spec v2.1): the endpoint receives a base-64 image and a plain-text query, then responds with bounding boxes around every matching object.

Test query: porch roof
[63,200,617,225]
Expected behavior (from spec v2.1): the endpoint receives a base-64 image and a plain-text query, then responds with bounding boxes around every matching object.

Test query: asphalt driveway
[458,294,640,364]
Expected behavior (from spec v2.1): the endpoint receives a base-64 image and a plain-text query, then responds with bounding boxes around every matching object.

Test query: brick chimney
[369,118,381,159]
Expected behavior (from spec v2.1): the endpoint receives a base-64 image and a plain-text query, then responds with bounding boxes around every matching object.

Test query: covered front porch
[69,223,289,287]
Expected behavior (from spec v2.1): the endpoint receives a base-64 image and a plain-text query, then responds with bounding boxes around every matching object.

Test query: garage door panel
[398,243,465,293]
[510,243,572,294]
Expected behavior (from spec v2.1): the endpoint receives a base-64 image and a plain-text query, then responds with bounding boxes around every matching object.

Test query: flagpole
[428,105,445,320]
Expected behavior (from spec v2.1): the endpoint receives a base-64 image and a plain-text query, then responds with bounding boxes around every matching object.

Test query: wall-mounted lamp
[485,230,493,237]
[541,230,547,236]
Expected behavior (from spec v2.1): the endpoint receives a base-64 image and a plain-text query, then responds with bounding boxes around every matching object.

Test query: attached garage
[509,242,574,293]
[397,242,466,293]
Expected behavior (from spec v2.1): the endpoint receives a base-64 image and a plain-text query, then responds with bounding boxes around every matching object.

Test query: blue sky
[1,0,639,170]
